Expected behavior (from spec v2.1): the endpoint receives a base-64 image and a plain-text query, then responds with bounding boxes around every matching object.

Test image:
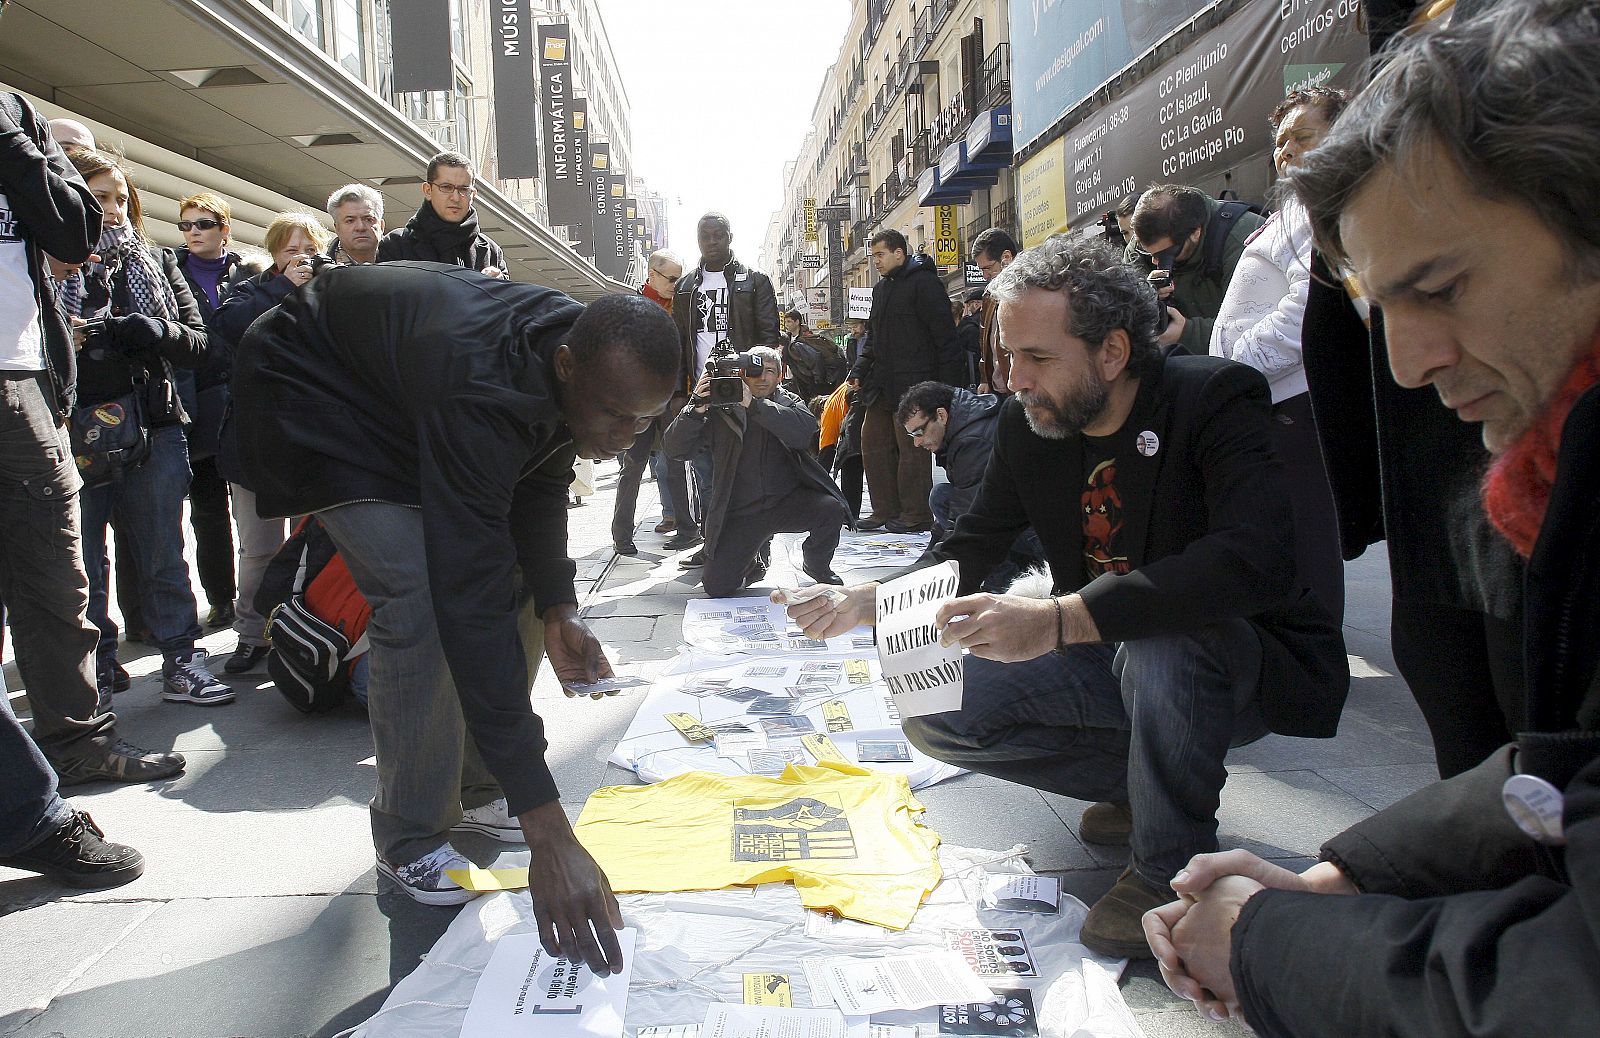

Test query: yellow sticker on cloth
[743,972,792,1006]
[665,712,714,742]
[445,865,529,892]
[822,700,854,732]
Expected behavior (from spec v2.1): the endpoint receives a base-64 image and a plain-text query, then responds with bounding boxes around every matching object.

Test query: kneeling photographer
[664,346,850,597]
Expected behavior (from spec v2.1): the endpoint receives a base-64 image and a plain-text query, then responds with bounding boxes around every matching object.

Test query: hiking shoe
[1080,866,1172,959]
[452,798,524,844]
[52,739,186,786]
[205,603,236,629]
[1079,801,1133,846]
[678,548,707,568]
[376,844,479,906]
[162,650,235,706]
[654,517,677,533]
[614,541,639,556]
[663,531,703,551]
[857,515,889,531]
[885,519,933,534]
[223,643,271,674]
[0,809,144,889]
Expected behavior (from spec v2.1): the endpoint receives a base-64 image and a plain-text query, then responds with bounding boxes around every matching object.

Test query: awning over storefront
[966,104,1013,165]
[917,165,972,206]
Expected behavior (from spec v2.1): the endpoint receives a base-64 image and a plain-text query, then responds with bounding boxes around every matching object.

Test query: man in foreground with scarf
[1141,3,1600,1033]
[377,151,507,278]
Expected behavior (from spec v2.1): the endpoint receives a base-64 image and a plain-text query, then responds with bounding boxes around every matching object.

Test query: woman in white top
[1211,87,1349,620]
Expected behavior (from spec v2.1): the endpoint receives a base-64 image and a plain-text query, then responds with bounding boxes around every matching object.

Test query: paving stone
[0,900,159,1030]
[584,616,657,643]
[1317,762,1440,811]
[585,594,696,617]
[912,775,1101,872]
[1215,769,1375,859]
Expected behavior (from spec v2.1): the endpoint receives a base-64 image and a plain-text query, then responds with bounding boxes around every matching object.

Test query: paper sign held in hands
[874,561,964,717]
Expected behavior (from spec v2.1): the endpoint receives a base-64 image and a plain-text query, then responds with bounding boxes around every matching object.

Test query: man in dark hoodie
[851,230,965,533]
[232,265,679,975]
[377,152,507,276]
[895,380,1000,542]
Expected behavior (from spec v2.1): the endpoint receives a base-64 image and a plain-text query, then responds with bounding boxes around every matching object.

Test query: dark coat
[955,312,982,388]
[853,252,965,407]
[934,388,1000,521]
[230,261,586,815]
[936,349,1349,739]
[1130,194,1265,356]
[662,387,848,557]
[0,91,101,415]
[377,203,507,274]
[175,247,265,389]
[783,332,846,403]
[672,256,778,393]
[1231,382,1600,1037]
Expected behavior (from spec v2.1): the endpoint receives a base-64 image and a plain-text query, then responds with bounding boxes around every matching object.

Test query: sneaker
[110,660,130,693]
[162,650,236,706]
[678,548,707,568]
[663,531,704,551]
[654,517,677,533]
[223,643,271,675]
[1079,801,1133,846]
[376,844,479,906]
[0,809,144,889]
[1079,866,1173,959]
[205,603,236,629]
[52,739,187,786]
[452,798,525,844]
[614,541,639,556]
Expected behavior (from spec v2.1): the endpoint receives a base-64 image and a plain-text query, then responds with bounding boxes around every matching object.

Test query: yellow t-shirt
[574,761,941,930]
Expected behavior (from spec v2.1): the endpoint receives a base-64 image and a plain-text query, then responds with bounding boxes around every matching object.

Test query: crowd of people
[2,0,1597,1031]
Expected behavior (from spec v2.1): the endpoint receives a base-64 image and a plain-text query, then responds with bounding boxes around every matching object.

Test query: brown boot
[1079,801,1133,845]
[1079,866,1173,959]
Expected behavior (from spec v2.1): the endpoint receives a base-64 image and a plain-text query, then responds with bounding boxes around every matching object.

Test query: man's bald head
[49,119,95,151]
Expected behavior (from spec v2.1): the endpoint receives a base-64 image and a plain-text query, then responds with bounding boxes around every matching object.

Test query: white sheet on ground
[348,846,1143,1038]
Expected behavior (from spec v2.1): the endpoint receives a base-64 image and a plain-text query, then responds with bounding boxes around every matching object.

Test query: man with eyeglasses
[378,151,507,278]
[1129,184,1264,356]
[896,380,999,546]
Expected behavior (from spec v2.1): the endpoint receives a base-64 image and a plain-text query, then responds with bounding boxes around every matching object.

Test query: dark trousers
[1272,393,1345,622]
[703,488,849,598]
[819,445,863,522]
[0,665,72,856]
[0,372,114,759]
[1391,599,1524,779]
[861,398,932,525]
[188,455,235,608]
[612,417,695,546]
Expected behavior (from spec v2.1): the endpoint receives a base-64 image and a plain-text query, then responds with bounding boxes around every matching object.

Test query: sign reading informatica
[490,0,538,178]
[539,22,582,223]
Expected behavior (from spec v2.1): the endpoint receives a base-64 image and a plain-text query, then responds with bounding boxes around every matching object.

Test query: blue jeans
[648,450,674,520]
[0,666,72,856]
[902,619,1266,884]
[688,448,713,528]
[80,425,201,671]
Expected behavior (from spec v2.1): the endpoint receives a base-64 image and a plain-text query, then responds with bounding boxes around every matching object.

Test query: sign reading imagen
[875,562,963,717]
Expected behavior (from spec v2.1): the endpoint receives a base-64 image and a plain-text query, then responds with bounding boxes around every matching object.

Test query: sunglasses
[178,218,222,232]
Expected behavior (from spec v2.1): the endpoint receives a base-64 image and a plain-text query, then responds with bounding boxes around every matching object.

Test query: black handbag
[265,596,355,714]
[69,387,151,488]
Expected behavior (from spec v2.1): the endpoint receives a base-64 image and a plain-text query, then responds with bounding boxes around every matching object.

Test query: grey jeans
[317,501,546,867]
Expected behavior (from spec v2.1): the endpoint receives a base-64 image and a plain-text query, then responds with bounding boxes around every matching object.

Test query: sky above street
[594,0,853,271]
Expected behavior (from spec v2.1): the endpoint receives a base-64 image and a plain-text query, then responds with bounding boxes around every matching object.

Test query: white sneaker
[376,844,478,906]
[452,798,524,844]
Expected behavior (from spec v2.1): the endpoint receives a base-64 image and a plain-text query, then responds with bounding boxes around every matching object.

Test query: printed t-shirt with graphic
[694,267,730,374]
[574,760,941,929]
[0,190,45,370]
[1081,431,1131,581]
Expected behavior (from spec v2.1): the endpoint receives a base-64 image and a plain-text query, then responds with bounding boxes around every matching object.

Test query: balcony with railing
[912,7,933,57]
[978,43,1011,111]
[932,0,958,31]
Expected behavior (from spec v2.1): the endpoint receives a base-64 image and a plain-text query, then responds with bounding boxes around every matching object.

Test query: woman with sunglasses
[213,212,331,675]
[62,147,234,707]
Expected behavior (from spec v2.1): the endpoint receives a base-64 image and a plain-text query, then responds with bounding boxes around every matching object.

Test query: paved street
[0,461,1435,1038]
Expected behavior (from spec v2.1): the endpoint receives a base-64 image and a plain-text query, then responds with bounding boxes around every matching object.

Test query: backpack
[256,518,371,714]
[1200,199,1264,282]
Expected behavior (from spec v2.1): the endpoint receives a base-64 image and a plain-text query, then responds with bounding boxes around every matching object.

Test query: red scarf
[640,281,672,312]
[1482,329,1600,557]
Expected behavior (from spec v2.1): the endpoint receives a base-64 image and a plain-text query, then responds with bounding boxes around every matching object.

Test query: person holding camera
[63,148,231,709]
[1130,185,1265,356]
[213,212,332,675]
[664,346,849,597]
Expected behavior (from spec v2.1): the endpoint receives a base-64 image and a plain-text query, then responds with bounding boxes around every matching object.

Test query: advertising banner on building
[537,23,583,219]
[390,0,453,92]
[589,142,614,270]
[624,197,638,270]
[488,0,538,179]
[1017,137,1069,248]
[607,178,629,280]
[569,97,591,253]
[933,206,961,267]
[1008,0,1211,150]
[804,198,818,243]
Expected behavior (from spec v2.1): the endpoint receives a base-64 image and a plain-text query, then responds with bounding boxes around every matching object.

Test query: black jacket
[377,203,507,274]
[230,262,587,815]
[1129,194,1265,356]
[937,350,1349,739]
[783,332,846,404]
[853,252,965,407]
[672,256,778,393]
[0,92,101,416]
[934,388,1001,522]
[75,246,210,428]
[175,247,264,389]
[1231,381,1600,1037]
[662,387,848,557]
[955,312,982,388]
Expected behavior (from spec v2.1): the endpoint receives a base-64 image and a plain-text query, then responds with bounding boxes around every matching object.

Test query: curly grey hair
[1289,0,1600,280]
[987,235,1162,375]
[326,183,384,221]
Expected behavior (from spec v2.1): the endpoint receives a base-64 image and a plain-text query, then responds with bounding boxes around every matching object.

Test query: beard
[1015,369,1110,440]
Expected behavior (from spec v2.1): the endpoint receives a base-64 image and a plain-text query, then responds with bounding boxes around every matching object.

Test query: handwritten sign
[874,562,963,717]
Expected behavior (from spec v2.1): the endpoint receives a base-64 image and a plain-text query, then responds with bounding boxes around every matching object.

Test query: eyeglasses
[177,219,222,232]
[906,418,932,440]
[428,182,476,198]
[651,268,683,282]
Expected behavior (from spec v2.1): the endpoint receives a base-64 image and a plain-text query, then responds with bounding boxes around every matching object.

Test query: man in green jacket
[1130,186,1264,355]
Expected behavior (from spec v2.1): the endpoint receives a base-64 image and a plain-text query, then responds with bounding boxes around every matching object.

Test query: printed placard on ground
[459,928,636,1038]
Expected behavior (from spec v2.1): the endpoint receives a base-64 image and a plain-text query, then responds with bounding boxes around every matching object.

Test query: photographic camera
[704,350,766,407]
[75,317,109,352]
[1148,246,1177,332]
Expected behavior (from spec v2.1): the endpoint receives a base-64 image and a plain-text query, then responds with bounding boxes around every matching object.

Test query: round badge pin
[1502,773,1566,845]
[1135,430,1160,457]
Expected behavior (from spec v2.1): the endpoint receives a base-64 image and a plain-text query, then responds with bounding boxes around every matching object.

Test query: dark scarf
[402,202,484,265]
